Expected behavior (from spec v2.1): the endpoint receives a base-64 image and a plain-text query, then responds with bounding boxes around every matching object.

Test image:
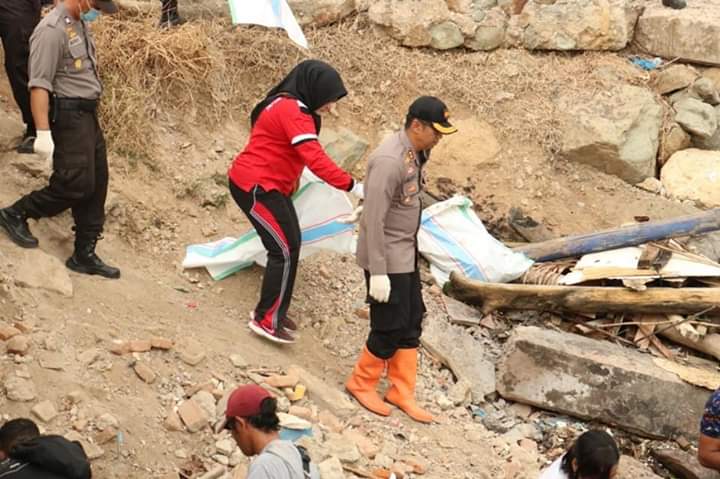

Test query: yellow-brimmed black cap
[408,96,458,135]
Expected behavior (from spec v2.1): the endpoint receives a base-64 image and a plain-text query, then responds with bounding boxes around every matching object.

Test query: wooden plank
[447,271,720,316]
[513,209,720,261]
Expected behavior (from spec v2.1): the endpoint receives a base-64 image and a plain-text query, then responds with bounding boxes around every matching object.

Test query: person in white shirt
[539,430,619,479]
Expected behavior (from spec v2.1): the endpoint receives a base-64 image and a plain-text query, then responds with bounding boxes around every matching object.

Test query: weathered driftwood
[447,272,720,316]
[658,321,720,361]
[513,209,720,262]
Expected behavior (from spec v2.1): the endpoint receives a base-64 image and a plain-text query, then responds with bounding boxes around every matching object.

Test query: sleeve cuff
[28,80,53,92]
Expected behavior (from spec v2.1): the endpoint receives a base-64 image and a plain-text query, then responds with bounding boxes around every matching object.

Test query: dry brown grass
[94,10,649,158]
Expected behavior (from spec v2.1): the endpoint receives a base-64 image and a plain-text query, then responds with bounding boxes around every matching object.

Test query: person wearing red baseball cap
[219,385,318,478]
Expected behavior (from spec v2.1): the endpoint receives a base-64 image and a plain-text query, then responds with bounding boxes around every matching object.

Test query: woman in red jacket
[229,60,362,344]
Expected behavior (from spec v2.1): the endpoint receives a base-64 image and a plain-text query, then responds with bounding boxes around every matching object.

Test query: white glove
[34,130,54,174]
[337,206,363,224]
[349,182,364,200]
[369,274,391,303]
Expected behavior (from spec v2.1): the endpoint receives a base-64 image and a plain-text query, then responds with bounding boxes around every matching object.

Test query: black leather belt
[54,97,98,111]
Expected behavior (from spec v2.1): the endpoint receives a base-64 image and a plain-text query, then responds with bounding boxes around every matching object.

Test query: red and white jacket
[229,96,353,196]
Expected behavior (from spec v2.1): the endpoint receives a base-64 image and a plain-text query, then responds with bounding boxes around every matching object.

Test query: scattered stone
[15,366,31,379]
[83,442,104,461]
[508,402,533,420]
[67,390,89,404]
[635,178,663,195]
[651,447,720,479]
[31,400,58,423]
[401,455,429,475]
[265,372,300,389]
[319,410,344,433]
[229,450,245,467]
[133,362,157,384]
[7,335,30,355]
[287,365,356,417]
[465,8,506,51]
[617,455,662,479]
[288,406,313,421]
[636,3,720,67]
[497,326,709,439]
[654,64,698,95]
[344,430,380,459]
[164,409,184,432]
[288,0,355,26]
[216,438,236,457]
[0,324,21,340]
[519,0,639,51]
[229,354,247,368]
[96,413,119,431]
[448,378,472,407]
[325,432,362,463]
[4,376,36,402]
[660,123,692,165]
[375,453,394,469]
[191,390,217,424]
[14,249,73,297]
[436,394,454,410]
[178,399,209,432]
[429,21,464,50]
[675,98,718,139]
[421,317,495,403]
[444,295,484,326]
[150,337,174,350]
[286,384,306,402]
[93,428,117,445]
[278,413,312,431]
[318,456,346,479]
[692,77,720,105]
[129,340,152,353]
[557,84,662,184]
[368,0,450,47]
[175,449,187,459]
[12,322,32,334]
[179,339,206,366]
[212,454,229,466]
[661,149,720,208]
[319,128,370,172]
[38,353,65,371]
[77,349,101,365]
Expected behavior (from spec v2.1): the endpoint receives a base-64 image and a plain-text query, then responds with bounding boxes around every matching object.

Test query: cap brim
[432,122,458,135]
[95,0,118,14]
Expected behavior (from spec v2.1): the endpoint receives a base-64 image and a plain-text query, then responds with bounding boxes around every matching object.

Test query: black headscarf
[250,59,348,134]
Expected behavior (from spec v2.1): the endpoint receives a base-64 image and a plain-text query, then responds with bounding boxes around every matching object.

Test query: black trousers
[229,181,301,332]
[15,101,108,239]
[0,0,40,132]
[365,269,426,359]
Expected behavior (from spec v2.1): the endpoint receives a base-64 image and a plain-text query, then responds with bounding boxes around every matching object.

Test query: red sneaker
[282,316,298,332]
[248,312,295,344]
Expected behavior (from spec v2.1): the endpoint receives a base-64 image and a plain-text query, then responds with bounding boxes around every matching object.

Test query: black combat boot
[662,0,686,9]
[0,206,38,248]
[159,0,185,28]
[66,234,120,279]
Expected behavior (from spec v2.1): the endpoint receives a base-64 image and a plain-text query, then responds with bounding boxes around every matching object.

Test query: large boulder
[693,105,720,150]
[556,84,662,184]
[319,128,369,172]
[517,0,640,51]
[659,122,691,166]
[661,149,720,208]
[368,0,450,47]
[288,0,356,26]
[652,64,699,95]
[635,1,720,67]
[466,7,507,51]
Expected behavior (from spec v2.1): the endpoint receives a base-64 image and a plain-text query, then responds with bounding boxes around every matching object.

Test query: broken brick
[151,337,174,350]
[7,335,30,355]
[12,322,33,334]
[0,325,21,341]
[133,362,157,384]
[129,340,152,353]
[164,409,184,432]
[93,427,117,445]
[31,400,58,423]
[109,341,130,355]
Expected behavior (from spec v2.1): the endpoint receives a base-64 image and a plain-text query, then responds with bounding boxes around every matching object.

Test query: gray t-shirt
[247,440,308,479]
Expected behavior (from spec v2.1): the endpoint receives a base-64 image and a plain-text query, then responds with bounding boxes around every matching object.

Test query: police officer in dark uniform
[0,0,42,153]
[0,0,120,279]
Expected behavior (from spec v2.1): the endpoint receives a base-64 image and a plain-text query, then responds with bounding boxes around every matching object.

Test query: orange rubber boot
[345,346,391,416]
[385,348,433,424]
